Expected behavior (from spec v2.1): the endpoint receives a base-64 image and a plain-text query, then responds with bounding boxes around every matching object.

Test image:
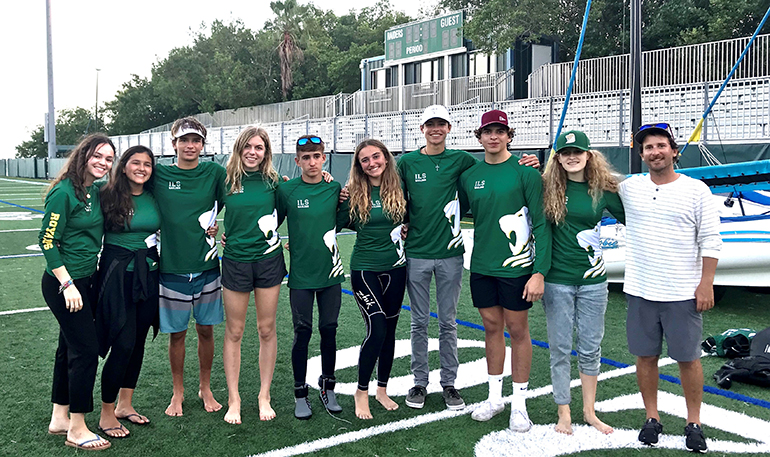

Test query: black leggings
[289,284,341,389]
[101,270,159,403]
[350,268,406,391]
[42,272,99,414]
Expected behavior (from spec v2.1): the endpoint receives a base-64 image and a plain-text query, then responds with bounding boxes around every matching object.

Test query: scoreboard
[384,11,464,62]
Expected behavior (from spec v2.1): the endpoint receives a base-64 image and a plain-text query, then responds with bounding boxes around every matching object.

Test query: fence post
[306,120,309,135]
[618,90,624,147]
[365,114,369,138]
[281,122,285,155]
[549,97,555,146]
[333,116,338,153]
[401,111,406,154]
[220,127,224,155]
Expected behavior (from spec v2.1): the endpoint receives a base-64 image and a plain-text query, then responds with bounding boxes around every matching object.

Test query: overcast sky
[1,0,427,159]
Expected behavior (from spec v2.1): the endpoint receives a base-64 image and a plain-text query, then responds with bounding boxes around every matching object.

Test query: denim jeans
[543,281,608,405]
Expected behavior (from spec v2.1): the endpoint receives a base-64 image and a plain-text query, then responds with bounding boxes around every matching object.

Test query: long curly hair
[348,139,405,225]
[542,148,619,225]
[226,126,280,194]
[46,134,115,202]
[100,146,155,232]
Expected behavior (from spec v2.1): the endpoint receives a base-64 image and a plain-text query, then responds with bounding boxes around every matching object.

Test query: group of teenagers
[39,103,720,453]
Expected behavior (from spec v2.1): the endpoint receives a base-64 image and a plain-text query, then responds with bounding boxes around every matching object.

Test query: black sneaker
[442,386,465,410]
[638,417,663,446]
[685,422,707,453]
[405,385,428,409]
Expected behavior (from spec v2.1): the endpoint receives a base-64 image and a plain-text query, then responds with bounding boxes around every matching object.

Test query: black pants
[101,270,159,403]
[350,268,406,391]
[289,284,341,389]
[42,272,99,414]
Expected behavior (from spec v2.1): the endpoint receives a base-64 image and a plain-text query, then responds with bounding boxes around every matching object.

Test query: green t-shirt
[39,178,104,279]
[459,156,551,278]
[397,148,478,259]
[277,177,344,289]
[103,191,161,272]
[545,180,625,285]
[338,186,406,272]
[223,172,283,262]
[152,161,226,274]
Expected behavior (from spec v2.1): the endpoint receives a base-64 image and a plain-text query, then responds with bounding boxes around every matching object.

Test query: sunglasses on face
[297,136,322,146]
[638,123,674,137]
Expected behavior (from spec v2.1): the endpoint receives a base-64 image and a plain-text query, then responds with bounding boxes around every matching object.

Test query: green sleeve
[276,184,287,227]
[460,151,478,172]
[215,164,227,213]
[38,186,69,271]
[523,168,551,277]
[458,175,470,217]
[336,200,352,231]
[605,191,625,224]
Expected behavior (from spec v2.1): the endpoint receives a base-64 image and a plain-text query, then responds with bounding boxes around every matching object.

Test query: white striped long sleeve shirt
[619,173,722,301]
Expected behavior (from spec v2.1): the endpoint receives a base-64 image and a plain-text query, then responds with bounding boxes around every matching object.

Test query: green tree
[270,0,308,100]
[16,108,101,158]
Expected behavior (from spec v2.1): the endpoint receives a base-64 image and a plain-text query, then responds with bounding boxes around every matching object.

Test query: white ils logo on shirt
[474,180,485,190]
[297,199,310,209]
[414,173,427,183]
[168,181,181,190]
[372,199,382,209]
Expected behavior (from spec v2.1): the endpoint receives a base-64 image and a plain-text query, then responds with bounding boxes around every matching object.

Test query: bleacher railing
[529,34,770,97]
[106,76,770,156]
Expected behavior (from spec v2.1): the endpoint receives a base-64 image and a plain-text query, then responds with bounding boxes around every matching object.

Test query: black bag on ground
[713,327,770,389]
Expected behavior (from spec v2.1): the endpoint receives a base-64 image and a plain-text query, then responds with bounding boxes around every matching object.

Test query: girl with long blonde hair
[339,139,407,420]
[221,126,286,424]
[541,130,624,436]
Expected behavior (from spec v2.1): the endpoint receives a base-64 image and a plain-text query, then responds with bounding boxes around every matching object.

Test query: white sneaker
[471,400,505,422]
[509,408,533,432]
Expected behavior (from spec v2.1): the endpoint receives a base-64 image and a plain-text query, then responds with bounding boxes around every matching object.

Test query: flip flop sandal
[98,424,130,438]
[65,434,111,451]
[116,413,150,425]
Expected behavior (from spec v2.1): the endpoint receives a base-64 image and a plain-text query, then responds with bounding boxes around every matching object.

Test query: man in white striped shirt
[619,123,721,453]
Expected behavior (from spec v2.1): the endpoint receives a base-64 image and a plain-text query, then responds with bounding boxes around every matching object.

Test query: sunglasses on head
[638,123,673,136]
[297,136,322,146]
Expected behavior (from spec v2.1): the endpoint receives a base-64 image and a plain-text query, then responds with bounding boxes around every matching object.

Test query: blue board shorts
[159,268,224,333]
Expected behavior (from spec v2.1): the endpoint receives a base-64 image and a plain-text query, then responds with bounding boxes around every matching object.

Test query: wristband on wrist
[58,279,74,294]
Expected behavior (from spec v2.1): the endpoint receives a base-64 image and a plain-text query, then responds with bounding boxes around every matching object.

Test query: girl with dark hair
[40,134,115,451]
[95,146,161,437]
[339,139,407,420]
[541,130,624,435]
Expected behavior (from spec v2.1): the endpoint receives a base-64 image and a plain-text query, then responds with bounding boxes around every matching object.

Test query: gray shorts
[221,254,287,292]
[626,294,703,362]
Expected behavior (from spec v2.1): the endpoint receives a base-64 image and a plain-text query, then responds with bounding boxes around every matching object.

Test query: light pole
[46,0,56,159]
[95,68,101,130]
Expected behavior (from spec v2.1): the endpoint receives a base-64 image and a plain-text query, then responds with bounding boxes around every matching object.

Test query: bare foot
[165,394,184,417]
[354,389,373,420]
[259,397,276,421]
[375,388,399,411]
[224,402,241,425]
[584,413,614,434]
[555,404,573,435]
[198,389,223,412]
[48,418,69,436]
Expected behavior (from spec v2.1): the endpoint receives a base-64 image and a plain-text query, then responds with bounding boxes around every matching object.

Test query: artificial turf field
[1,175,769,457]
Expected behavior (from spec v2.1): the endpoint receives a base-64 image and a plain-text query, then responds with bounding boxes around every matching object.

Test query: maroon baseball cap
[479,110,509,130]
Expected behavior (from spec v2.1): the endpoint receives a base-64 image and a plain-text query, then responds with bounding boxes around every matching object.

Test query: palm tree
[271,0,306,100]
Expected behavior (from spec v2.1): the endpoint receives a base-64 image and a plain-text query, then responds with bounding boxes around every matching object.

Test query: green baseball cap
[555,130,590,153]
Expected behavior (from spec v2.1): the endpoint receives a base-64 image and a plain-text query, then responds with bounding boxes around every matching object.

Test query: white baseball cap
[420,105,452,126]
[172,125,206,140]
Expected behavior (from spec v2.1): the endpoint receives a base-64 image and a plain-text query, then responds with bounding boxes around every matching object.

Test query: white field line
[0,178,49,186]
[0,307,48,316]
[249,358,679,457]
[0,253,43,259]
[0,228,38,233]
[0,198,45,201]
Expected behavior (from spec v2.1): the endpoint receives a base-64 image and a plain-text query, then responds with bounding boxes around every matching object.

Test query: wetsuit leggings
[350,268,406,391]
[289,284,341,388]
